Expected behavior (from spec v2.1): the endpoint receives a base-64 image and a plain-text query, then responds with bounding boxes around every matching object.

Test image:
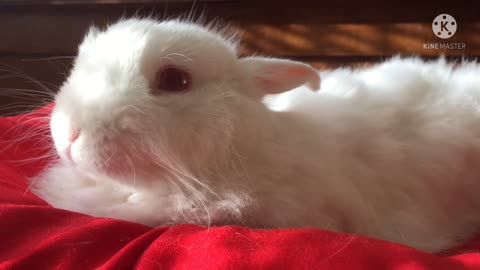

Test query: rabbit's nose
[66,129,81,161]
[68,129,81,143]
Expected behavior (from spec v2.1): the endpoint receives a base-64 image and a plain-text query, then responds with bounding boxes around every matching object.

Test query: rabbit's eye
[154,66,191,93]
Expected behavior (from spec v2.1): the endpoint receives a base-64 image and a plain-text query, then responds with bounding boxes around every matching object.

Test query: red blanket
[1,105,480,270]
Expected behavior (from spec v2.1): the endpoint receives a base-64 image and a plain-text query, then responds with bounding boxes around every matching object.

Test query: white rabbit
[32,18,480,252]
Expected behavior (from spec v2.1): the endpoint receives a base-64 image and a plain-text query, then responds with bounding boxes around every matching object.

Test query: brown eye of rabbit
[154,66,191,93]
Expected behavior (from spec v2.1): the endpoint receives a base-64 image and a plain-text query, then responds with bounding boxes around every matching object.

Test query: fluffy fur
[33,18,480,252]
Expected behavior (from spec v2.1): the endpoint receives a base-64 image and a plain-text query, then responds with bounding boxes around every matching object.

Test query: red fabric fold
[0,105,479,270]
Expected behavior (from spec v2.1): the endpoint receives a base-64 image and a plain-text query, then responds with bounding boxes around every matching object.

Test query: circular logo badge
[432,14,457,39]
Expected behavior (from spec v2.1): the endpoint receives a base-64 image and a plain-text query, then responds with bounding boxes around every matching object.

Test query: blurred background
[0,0,479,115]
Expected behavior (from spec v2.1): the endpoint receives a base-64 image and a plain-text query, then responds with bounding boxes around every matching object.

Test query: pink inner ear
[290,66,312,76]
[258,65,319,93]
[258,77,275,90]
[291,66,320,90]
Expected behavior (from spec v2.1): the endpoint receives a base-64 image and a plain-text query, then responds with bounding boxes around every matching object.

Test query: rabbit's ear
[239,57,320,95]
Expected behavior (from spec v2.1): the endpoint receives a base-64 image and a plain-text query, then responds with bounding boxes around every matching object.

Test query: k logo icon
[432,14,457,39]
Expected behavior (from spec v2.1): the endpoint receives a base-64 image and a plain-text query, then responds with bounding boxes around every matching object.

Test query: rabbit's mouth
[90,146,174,186]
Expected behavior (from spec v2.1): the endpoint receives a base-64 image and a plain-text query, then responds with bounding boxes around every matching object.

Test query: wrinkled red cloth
[0,105,480,270]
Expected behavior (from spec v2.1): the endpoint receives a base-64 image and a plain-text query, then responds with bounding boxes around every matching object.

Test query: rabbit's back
[258,57,480,252]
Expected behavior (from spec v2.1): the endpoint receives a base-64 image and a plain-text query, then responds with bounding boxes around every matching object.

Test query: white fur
[32,18,480,252]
